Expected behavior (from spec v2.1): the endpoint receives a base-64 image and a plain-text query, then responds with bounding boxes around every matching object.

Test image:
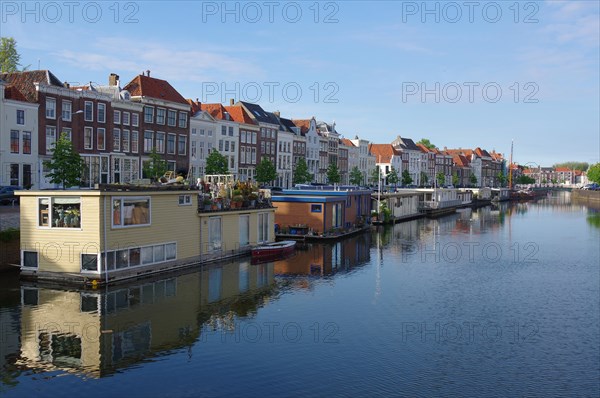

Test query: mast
[508,139,514,190]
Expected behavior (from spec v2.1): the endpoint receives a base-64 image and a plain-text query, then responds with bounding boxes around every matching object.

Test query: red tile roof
[0,70,63,103]
[186,99,202,114]
[554,167,572,172]
[123,74,188,105]
[452,154,471,167]
[291,119,311,134]
[4,85,28,102]
[340,138,356,147]
[200,103,228,120]
[416,143,432,153]
[224,105,257,125]
[369,144,399,163]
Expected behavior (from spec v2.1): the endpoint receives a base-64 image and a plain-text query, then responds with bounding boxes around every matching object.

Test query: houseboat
[370,191,423,225]
[271,185,372,239]
[17,184,276,285]
[414,188,462,217]
[491,188,511,202]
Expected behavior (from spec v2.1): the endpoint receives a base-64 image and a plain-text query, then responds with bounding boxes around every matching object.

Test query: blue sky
[3,0,599,166]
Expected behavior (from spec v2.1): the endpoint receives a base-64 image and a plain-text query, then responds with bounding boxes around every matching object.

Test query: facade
[200,103,239,178]
[391,136,422,186]
[416,144,435,186]
[0,80,38,188]
[368,144,402,186]
[123,72,190,175]
[187,100,217,180]
[350,136,375,186]
[225,105,259,182]
[274,113,294,189]
[17,188,275,284]
[293,118,320,182]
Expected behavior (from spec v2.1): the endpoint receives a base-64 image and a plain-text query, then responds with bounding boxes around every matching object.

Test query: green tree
[553,161,589,172]
[469,173,478,186]
[349,166,363,186]
[326,162,340,184]
[516,175,536,184]
[0,37,21,72]
[43,132,86,189]
[401,169,413,186]
[256,157,277,185]
[417,138,436,149]
[497,171,507,187]
[205,149,229,175]
[386,166,399,188]
[143,147,168,181]
[371,167,381,186]
[587,163,600,184]
[293,157,312,184]
[420,171,429,186]
[452,172,459,186]
[436,172,445,187]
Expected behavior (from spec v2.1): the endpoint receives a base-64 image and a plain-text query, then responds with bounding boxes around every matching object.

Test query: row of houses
[520,166,587,186]
[1,70,506,190]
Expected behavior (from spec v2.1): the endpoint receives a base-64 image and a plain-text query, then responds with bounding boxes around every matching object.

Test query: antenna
[37,59,40,69]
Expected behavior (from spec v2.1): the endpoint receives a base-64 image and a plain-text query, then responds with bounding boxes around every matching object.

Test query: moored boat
[251,240,296,262]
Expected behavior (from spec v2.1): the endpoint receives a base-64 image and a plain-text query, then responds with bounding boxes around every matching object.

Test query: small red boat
[251,240,296,262]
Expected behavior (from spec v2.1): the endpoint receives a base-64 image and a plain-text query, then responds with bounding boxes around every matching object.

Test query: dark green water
[1,192,598,397]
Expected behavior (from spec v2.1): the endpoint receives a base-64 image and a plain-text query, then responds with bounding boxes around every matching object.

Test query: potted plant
[248,192,258,207]
[203,198,212,211]
[232,195,243,208]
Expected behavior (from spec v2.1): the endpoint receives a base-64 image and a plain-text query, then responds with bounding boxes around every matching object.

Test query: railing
[419,199,462,210]
[197,201,274,214]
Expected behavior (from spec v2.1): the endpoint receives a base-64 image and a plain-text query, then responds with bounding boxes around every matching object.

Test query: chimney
[63,81,70,88]
[273,111,280,117]
[146,70,151,77]
[230,98,235,106]
[109,73,119,86]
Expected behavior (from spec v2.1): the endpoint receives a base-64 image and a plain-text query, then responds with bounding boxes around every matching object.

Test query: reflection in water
[6,260,275,379]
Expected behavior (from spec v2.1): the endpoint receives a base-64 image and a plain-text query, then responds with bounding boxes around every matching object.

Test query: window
[131,113,139,127]
[81,254,99,272]
[113,128,121,152]
[132,131,139,153]
[208,129,213,137]
[46,126,57,153]
[123,112,130,125]
[105,242,175,272]
[191,141,197,159]
[38,197,81,228]
[156,108,166,125]
[22,131,31,154]
[23,251,38,269]
[97,103,106,123]
[84,101,93,121]
[23,164,31,187]
[192,128,197,135]
[258,213,269,243]
[17,109,25,125]
[167,110,176,126]
[10,130,19,153]
[167,134,176,154]
[221,125,226,136]
[231,142,235,153]
[112,197,151,227]
[144,106,154,123]
[97,128,105,150]
[10,164,19,186]
[239,215,249,246]
[225,141,229,151]
[228,126,233,136]
[114,110,121,124]
[178,112,187,128]
[46,98,56,119]
[62,128,72,142]
[252,132,257,144]
[311,204,322,213]
[209,217,222,251]
[178,195,191,205]
[144,131,153,152]
[178,136,187,155]
[156,132,165,153]
[123,130,130,152]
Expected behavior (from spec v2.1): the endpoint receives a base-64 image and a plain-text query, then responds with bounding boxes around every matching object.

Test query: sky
[2,0,599,167]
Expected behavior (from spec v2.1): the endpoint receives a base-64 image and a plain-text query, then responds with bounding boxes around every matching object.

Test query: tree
[370,167,381,186]
[420,171,429,186]
[43,132,86,189]
[452,172,459,186]
[205,149,229,175]
[401,169,413,186]
[436,172,445,187]
[417,138,436,149]
[0,37,26,72]
[587,163,600,184]
[293,157,312,184]
[326,162,340,184]
[553,161,589,172]
[516,175,536,184]
[143,147,168,182]
[497,171,507,187]
[349,166,363,186]
[387,166,399,188]
[469,173,478,186]
[256,158,277,185]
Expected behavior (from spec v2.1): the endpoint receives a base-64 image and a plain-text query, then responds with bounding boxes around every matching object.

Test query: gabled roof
[4,85,28,102]
[123,74,188,105]
[340,138,356,147]
[0,70,64,103]
[416,143,432,153]
[475,147,492,158]
[369,144,400,164]
[224,105,257,125]
[186,99,202,114]
[452,154,471,168]
[554,167,572,172]
[292,119,312,134]
[237,101,280,125]
[278,117,298,134]
[446,148,475,158]
[200,103,230,120]
[392,136,420,151]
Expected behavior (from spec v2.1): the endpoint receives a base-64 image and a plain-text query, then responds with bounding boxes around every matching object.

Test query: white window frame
[81,253,101,274]
[114,110,121,124]
[98,103,106,123]
[84,101,93,121]
[111,196,151,228]
[22,250,39,269]
[46,97,56,119]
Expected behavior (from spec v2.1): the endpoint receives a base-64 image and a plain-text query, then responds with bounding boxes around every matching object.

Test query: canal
[1,192,598,397]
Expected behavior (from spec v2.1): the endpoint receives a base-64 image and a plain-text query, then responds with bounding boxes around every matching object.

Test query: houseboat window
[153,245,165,262]
[141,247,153,264]
[112,197,151,227]
[130,248,141,266]
[311,204,322,213]
[105,242,177,272]
[38,197,81,228]
[165,243,176,260]
[81,254,99,272]
[23,251,38,268]
[258,213,269,243]
[116,249,129,269]
[178,195,192,205]
[105,251,115,270]
[209,217,222,251]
